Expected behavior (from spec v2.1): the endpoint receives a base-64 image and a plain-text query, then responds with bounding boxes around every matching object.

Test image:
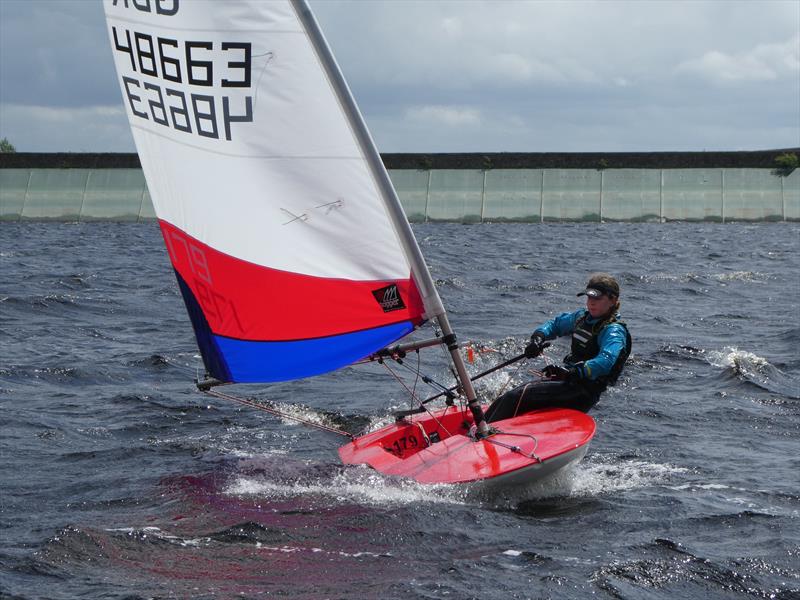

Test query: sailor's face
[586,293,616,318]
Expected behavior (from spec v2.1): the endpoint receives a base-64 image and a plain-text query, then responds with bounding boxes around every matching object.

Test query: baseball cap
[577,273,620,298]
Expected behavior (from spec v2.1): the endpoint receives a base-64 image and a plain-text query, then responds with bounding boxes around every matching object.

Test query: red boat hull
[339,406,596,485]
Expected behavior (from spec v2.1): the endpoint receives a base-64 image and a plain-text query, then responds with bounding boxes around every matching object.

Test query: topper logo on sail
[372,284,405,313]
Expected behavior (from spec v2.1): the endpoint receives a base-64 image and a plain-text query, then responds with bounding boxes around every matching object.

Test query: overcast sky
[0,0,798,153]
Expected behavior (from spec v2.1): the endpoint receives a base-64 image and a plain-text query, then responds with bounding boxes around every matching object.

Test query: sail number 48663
[111,26,255,142]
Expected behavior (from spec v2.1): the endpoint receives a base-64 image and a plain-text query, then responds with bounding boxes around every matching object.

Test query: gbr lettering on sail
[107,0,257,142]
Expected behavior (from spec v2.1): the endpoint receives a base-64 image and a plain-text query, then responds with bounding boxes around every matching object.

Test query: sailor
[485,272,631,422]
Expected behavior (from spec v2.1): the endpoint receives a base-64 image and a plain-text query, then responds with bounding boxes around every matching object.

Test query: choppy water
[1,222,798,600]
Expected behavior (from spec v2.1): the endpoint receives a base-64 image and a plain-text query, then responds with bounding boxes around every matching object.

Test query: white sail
[103,0,445,382]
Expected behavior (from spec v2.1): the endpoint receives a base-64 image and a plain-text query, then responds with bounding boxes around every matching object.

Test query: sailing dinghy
[104,0,595,487]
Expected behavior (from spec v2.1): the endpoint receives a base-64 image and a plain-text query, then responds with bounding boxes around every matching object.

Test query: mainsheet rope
[379,360,423,404]
[379,359,461,438]
[169,343,540,442]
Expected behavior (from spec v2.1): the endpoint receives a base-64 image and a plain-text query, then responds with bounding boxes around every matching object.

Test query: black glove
[542,364,568,379]
[565,366,581,383]
[524,332,549,358]
[542,365,582,382]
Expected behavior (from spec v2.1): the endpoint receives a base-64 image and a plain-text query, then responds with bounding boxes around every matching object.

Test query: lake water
[1,222,798,599]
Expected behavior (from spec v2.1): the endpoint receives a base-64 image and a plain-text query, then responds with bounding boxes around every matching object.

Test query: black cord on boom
[420,353,527,406]
[390,353,456,398]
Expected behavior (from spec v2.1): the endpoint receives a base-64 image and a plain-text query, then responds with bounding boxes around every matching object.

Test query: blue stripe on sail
[174,269,233,382]
[214,321,416,383]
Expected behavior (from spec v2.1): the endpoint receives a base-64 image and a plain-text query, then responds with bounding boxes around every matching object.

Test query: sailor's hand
[542,364,582,383]
[542,364,568,379]
[524,332,549,358]
[565,366,581,383]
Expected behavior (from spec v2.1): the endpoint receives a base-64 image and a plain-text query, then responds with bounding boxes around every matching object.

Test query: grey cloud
[0,104,134,152]
[1,0,797,152]
[315,1,799,90]
[675,35,800,83]
[1,0,119,108]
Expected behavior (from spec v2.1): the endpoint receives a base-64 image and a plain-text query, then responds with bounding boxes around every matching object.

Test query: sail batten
[104,0,436,383]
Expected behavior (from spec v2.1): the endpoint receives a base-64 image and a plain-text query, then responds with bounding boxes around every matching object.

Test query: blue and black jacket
[535,309,631,390]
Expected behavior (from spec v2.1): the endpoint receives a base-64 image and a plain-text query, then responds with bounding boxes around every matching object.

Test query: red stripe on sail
[158,220,425,341]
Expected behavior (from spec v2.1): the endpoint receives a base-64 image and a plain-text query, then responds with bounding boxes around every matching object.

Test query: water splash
[707,347,769,372]
[710,271,769,282]
[224,465,468,507]
[480,455,689,508]
[706,347,798,398]
[222,453,688,512]
[567,458,688,496]
[269,401,340,430]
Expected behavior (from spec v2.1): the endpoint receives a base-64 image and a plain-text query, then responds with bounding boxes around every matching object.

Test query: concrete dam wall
[1,151,798,222]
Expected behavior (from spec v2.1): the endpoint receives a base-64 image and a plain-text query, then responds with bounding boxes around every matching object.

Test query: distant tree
[416,155,433,171]
[0,137,16,153]
[772,152,798,177]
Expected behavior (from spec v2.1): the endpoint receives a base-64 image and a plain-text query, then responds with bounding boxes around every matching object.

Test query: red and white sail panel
[103,0,430,382]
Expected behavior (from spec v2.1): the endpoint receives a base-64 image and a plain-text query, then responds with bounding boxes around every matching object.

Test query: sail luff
[292,0,486,430]
[290,0,445,321]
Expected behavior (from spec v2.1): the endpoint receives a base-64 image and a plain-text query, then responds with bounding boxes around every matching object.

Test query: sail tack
[104,0,427,382]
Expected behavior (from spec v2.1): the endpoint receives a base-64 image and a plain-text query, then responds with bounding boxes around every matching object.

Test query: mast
[292,0,489,435]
